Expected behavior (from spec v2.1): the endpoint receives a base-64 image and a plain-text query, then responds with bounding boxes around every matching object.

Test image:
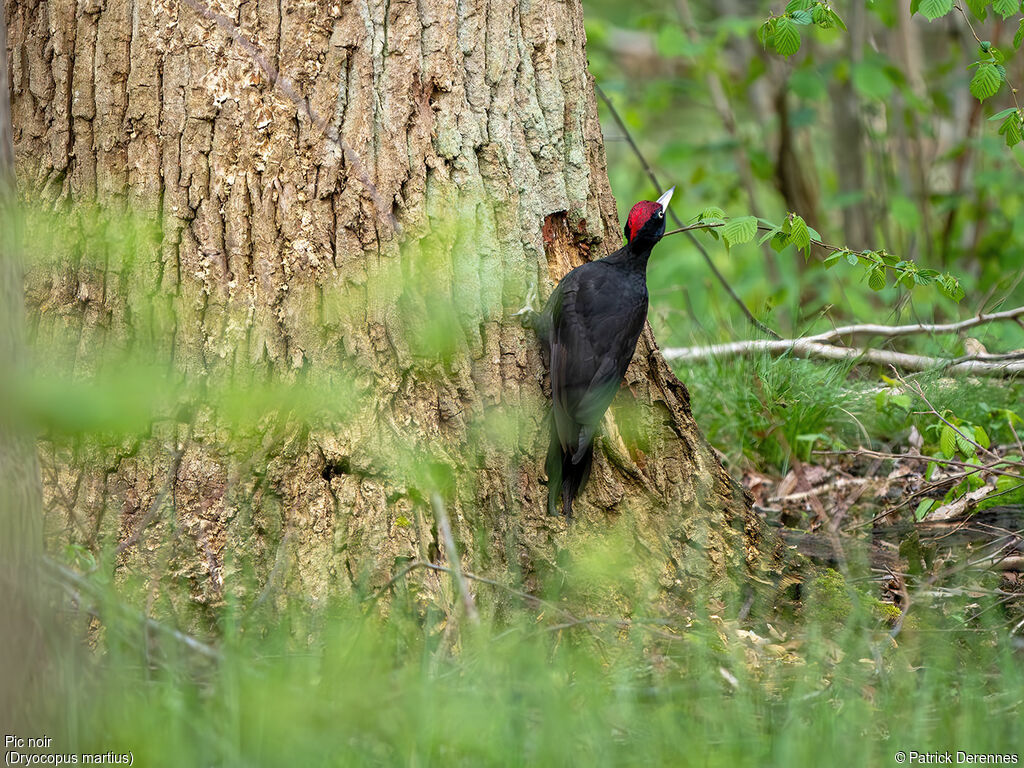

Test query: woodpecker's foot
[511,281,539,328]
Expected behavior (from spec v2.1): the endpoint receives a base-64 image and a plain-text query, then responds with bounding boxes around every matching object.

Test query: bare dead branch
[663,323,1024,375]
[817,448,1024,483]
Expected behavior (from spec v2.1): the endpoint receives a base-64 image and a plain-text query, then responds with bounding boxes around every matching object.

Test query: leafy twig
[665,220,953,283]
[954,4,1023,113]
[898,373,1002,461]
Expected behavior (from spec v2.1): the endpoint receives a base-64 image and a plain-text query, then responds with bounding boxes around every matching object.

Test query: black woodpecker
[523,187,675,518]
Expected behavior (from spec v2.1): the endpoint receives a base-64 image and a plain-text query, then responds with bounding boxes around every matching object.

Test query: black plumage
[529,189,674,518]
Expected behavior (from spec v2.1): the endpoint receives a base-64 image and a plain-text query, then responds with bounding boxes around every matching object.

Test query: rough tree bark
[1,5,44,727]
[7,0,766,615]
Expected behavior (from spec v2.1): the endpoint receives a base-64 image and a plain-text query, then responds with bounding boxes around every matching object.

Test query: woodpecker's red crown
[625,201,662,242]
[624,187,675,243]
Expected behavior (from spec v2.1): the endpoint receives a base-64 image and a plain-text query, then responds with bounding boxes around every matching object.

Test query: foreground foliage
[28,554,1024,767]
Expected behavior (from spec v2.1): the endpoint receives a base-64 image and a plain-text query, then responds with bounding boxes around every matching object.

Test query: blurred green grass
[30,560,1023,767]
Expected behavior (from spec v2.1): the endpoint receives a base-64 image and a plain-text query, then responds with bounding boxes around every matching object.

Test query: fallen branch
[817,448,1024,483]
[663,337,1024,375]
[775,306,1023,345]
[926,485,996,521]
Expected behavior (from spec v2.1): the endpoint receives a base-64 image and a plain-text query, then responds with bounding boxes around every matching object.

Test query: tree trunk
[1,4,44,727]
[829,1,873,251]
[8,0,764,616]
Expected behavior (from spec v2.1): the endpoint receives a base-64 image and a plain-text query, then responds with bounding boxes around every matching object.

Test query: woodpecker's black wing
[542,257,648,516]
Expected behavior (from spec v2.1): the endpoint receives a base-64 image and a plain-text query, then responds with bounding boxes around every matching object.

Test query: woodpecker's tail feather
[545,422,594,519]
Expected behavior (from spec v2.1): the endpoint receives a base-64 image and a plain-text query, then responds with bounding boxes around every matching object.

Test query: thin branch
[114,447,185,559]
[664,305,1024,360]
[683,304,1024,347]
[42,557,220,660]
[593,83,780,339]
[372,560,555,614]
[899,373,1001,461]
[663,336,1024,375]
[431,493,479,624]
[817,448,1024,483]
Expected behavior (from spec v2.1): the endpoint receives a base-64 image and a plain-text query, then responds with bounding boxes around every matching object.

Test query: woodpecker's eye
[655,209,664,219]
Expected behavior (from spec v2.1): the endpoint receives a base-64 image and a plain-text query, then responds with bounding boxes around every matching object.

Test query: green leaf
[918,0,954,19]
[770,232,791,252]
[939,275,966,302]
[789,68,828,101]
[915,499,937,521]
[698,205,725,221]
[966,0,989,18]
[868,266,887,291]
[757,19,775,50]
[852,60,895,100]
[823,252,842,269]
[1015,18,1024,48]
[785,0,813,11]
[955,431,977,457]
[758,226,783,245]
[992,0,1019,18]
[970,61,1003,100]
[773,17,802,57]
[789,215,811,250]
[988,107,1020,121]
[790,9,813,25]
[656,26,697,59]
[845,251,860,266]
[722,216,758,246]
[998,111,1023,147]
[974,425,991,450]
[940,424,957,458]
